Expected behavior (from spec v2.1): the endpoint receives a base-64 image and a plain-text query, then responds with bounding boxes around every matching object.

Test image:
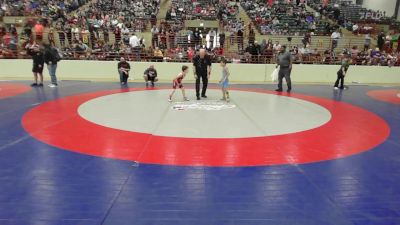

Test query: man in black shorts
[193,48,212,100]
[143,65,158,87]
[27,44,44,87]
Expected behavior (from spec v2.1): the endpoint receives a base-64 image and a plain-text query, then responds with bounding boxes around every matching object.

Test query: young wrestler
[168,65,189,102]
[219,58,230,102]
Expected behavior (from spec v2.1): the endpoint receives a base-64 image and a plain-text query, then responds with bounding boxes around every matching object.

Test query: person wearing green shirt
[334,54,351,90]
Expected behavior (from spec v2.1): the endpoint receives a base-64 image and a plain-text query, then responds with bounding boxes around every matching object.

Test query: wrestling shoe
[275,89,283,92]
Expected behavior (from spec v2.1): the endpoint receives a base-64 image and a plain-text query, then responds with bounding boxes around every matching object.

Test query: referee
[275,45,292,92]
[193,48,212,100]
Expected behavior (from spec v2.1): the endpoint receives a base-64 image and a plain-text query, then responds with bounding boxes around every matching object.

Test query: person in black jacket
[43,44,60,88]
[27,43,44,87]
[377,32,385,51]
[193,48,212,100]
[219,32,225,48]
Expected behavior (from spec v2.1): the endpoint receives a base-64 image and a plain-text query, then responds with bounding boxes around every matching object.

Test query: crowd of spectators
[309,0,392,24]
[1,0,399,67]
[51,0,160,47]
[166,0,239,22]
[167,0,216,21]
[1,0,160,59]
[241,0,328,36]
[308,0,399,35]
[0,0,87,18]
[235,39,400,68]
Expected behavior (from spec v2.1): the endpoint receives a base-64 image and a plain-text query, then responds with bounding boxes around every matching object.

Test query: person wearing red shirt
[168,65,189,102]
[187,47,195,61]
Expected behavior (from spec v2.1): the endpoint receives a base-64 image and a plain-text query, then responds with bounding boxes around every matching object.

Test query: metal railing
[2,48,399,67]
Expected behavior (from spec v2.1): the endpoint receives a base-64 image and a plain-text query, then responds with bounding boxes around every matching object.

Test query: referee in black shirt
[193,48,212,100]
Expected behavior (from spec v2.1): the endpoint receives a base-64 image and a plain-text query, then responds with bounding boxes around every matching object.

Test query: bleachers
[1,0,399,67]
[0,0,89,18]
[308,0,394,25]
[241,0,327,35]
[166,0,238,21]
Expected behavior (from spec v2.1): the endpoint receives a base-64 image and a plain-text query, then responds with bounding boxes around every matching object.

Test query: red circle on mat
[22,88,390,167]
[0,83,31,99]
[367,89,400,105]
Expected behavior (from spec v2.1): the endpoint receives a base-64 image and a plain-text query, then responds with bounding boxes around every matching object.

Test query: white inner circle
[78,90,332,138]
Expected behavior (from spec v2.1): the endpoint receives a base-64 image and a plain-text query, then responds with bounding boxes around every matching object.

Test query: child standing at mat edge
[169,65,189,102]
[219,58,230,102]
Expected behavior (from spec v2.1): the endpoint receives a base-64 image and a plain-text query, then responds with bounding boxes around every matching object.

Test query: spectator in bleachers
[208,29,216,45]
[273,41,281,53]
[187,47,195,61]
[302,32,311,48]
[151,26,159,48]
[377,32,385,51]
[397,37,400,52]
[237,28,244,50]
[384,33,393,53]
[129,33,140,48]
[330,29,341,51]
[350,46,359,59]
[153,47,163,60]
[34,21,44,41]
[219,31,226,48]
[364,33,371,51]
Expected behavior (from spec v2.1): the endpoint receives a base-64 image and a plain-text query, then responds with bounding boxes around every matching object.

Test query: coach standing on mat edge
[193,48,212,100]
[275,45,292,93]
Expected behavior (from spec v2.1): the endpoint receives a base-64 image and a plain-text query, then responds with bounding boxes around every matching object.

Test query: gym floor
[0,81,399,225]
